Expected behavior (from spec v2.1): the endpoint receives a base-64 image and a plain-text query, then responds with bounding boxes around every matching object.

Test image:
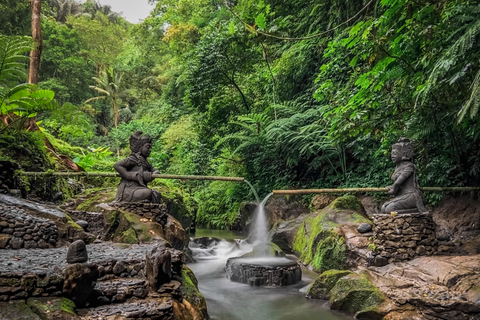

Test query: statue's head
[391,137,413,163]
[129,131,152,155]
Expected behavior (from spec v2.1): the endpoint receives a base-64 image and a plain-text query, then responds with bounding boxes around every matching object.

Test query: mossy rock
[0,300,41,320]
[27,297,79,320]
[329,273,385,316]
[75,189,116,212]
[180,265,208,319]
[293,216,347,273]
[330,195,363,211]
[106,209,152,244]
[306,270,353,300]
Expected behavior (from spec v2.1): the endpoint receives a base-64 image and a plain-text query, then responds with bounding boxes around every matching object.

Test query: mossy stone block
[329,273,385,314]
[0,300,41,320]
[331,195,363,211]
[306,270,353,299]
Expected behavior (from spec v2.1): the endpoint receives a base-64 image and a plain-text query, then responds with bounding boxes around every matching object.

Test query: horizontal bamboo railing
[20,171,245,182]
[273,187,480,195]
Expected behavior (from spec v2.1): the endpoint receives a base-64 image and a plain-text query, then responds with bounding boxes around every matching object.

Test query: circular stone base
[225,256,302,287]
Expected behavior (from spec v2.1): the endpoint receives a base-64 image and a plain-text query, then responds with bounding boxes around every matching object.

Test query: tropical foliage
[2,0,480,228]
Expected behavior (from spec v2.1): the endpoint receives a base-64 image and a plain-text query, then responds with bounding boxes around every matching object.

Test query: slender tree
[28,0,42,85]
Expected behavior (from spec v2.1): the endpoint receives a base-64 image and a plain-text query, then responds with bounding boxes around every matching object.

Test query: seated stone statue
[114,131,161,203]
[381,138,427,214]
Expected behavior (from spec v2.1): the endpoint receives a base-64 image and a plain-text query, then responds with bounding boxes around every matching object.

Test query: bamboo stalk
[20,171,245,182]
[273,187,480,194]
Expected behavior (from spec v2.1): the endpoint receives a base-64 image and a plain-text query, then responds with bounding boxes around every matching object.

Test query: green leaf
[255,13,267,29]
[228,21,235,35]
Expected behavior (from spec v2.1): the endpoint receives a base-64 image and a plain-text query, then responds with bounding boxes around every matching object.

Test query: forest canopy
[1,0,480,229]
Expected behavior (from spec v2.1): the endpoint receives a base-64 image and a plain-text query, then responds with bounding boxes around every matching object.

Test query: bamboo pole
[20,171,245,182]
[273,187,480,195]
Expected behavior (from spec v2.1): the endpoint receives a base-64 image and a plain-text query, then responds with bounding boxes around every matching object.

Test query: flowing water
[251,192,273,248]
[189,229,352,320]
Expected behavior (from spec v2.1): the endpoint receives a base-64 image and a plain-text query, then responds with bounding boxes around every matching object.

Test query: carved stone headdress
[129,131,152,153]
[392,137,414,161]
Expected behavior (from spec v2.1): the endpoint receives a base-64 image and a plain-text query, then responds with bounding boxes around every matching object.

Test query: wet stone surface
[0,242,161,275]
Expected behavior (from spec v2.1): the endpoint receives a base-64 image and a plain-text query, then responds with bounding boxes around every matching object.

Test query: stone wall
[0,272,63,301]
[0,203,59,249]
[111,202,168,222]
[372,213,437,266]
[67,210,105,237]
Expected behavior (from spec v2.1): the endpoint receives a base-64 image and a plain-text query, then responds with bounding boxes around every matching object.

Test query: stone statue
[114,131,161,203]
[381,138,427,214]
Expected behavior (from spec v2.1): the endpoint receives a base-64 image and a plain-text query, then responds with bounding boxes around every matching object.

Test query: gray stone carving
[114,131,161,203]
[381,138,427,214]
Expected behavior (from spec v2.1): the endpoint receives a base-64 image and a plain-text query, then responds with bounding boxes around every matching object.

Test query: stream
[188,229,352,320]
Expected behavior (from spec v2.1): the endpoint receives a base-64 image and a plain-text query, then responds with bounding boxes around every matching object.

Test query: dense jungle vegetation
[1,0,480,229]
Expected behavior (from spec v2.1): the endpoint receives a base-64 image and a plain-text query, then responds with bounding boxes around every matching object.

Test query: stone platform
[372,213,438,265]
[226,256,302,286]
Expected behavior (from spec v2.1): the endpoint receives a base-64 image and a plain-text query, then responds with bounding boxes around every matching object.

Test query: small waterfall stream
[251,192,273,249]
[188,230,352,320]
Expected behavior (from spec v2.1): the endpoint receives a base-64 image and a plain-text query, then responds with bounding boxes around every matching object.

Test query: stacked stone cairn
[0,203,59,249]
[372,213,437,266]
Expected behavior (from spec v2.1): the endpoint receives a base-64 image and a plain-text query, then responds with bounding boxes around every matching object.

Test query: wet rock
[75,220,88,229]
[67,240,88,263]
[306,270,353,300]
[163,214,188,251]
[63,263,98,307]
[357,223,372,233]
[113,261,127,275]
[0,234,11,248]
[226,256,302,287]
[311,194,336,210]
[9,236,23,249]
[146,242,172,291]
[0,300,42,320]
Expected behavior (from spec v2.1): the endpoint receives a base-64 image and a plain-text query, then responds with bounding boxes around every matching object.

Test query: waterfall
[251,193,273,255]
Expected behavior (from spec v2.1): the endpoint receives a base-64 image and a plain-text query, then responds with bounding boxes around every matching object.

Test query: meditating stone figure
[381,137,427,214]
[114,131,161,203]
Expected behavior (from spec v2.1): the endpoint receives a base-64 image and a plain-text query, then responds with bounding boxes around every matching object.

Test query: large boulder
[63,263,99,307]
[145,242,173,291]
[364,255,480,319]
[163,214,189,251]
[329,273,385,318]
[292,196,373,272]
[306,270,352,300]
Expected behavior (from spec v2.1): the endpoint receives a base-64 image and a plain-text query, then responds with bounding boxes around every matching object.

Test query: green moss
[352,213,371,224]
[64,212,82,230]
[310,231,347,273]
[329,273,385,315]
[27,297,77,319]
[0,277,21,286]
[293,211,347,273]
[60,298,76,314]
[181,265,207,316]
[293,220,308,255]
[307,270,353,299]
[76,190,115,211]
[120,227,138,244]
[331,195,363,211]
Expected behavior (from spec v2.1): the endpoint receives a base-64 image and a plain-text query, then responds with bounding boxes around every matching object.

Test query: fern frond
[458,68,480,121]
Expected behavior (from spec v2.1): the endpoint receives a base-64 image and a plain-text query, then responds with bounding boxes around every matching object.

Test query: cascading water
[251,192,273,251]
[188,230,351,320]
[244,180,260,203]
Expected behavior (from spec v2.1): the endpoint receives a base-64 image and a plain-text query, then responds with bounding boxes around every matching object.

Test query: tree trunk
[28,0,42,84]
